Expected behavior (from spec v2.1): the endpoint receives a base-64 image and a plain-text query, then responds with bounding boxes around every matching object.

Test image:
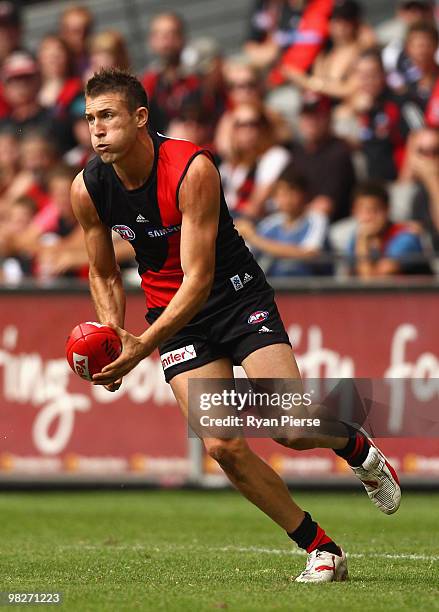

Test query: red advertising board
[0,288,438,484]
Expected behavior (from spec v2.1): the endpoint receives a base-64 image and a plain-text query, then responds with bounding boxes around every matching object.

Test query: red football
[66,322,122,381]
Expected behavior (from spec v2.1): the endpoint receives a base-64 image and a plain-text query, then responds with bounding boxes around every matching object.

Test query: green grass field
[1,490,438,611]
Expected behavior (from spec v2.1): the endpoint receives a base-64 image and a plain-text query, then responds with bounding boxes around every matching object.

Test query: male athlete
[72,68,401,583]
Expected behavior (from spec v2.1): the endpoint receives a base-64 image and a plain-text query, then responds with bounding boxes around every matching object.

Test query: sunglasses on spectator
[234,119,262,128]
[227,80,258,90]
[416,147,439,157]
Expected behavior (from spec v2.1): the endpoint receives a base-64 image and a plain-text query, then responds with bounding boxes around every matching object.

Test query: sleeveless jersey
[83,132,254,320]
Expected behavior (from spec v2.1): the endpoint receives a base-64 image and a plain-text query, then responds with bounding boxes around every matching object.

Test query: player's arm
[92,154,219,385]
[70,171,126,327]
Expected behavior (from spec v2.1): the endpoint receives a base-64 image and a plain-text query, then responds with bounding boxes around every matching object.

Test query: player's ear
[136,106,149,129]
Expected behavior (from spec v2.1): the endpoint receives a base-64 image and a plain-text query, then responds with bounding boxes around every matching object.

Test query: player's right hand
[92,324,152,386]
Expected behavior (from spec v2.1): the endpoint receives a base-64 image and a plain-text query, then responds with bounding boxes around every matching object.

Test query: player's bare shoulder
[71,170,102,228]
[178,153,220,214]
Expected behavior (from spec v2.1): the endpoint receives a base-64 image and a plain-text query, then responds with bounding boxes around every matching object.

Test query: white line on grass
[217,546,439,562]
[58,543,438,562]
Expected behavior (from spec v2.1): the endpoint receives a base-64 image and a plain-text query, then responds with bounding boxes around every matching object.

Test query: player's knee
[273,434,316,451]
[204,438,248,471]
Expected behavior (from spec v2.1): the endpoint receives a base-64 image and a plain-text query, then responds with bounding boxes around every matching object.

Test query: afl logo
[112,225,135,241]
[248,311,269,325]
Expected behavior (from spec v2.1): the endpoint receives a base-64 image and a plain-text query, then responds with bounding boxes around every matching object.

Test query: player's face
[85,93,140,164]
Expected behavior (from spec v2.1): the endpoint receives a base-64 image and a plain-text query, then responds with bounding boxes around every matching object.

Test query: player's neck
[112,132,155,190]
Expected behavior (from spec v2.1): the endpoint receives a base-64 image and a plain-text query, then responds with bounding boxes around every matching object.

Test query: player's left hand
[92,324,153,386]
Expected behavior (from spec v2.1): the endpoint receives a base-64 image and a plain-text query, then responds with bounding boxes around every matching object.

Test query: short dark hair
[277,165,309,194]
[353,181,389,208]
[85,68,148,113]
[406,20,439,45]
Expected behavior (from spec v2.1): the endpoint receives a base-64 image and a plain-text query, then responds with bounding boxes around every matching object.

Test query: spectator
[288,92,356,221]
[268,0,334,87]
[0,50,80,153]
[244,0,309,71]
[215,58,290,159]
[86,30,131,79]
[38,34,81,111]
[59,5,94,77]
[35,163,78,238]
[388,21,439,114]
[141,12,202,133]
[235,166,331,276]
[405,127,439,251]
[379,1,435,73]
[182,37,227,128]
[0,1,23,121]
[9,164,78,278]
[167,103,217,154]
[64,97,94,169]
[0,1,22,66]
[224,58,265,107]
[0,195,35,282]
[347,181,428,277]
[6,131,57,210]
[426,77,439,126]
[283,0,363,100]
[0,51,52,137]
[218,102,291,217]
[334,49,408,181]
[0,129,19,197]
[37,34,83,151]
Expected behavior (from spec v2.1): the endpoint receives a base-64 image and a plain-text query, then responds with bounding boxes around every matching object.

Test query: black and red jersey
[357,90,407,181]
[83,131,254,321]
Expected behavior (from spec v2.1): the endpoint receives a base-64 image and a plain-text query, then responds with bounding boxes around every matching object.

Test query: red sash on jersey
[140,138,213,310]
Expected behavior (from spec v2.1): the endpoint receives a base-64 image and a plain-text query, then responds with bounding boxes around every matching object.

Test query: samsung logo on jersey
[146,224,181,238]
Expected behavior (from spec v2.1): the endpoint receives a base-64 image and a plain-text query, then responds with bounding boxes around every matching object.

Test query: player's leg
[242,343,401,515]
[170,358,347,582]
[241,343,350,450]
[170,357,305,533]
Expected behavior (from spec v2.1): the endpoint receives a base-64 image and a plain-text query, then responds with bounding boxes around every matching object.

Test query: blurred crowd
[0,0,439,284]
